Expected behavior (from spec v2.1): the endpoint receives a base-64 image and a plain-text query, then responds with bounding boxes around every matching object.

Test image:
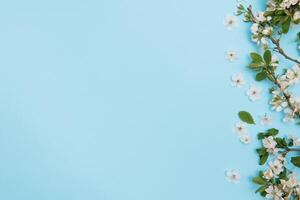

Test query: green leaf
[238,111,255,124]
[257,133,265,140]
[282,17,291,34]
[275,138,287,148]
[263,50,272,65]
[255,185,268,194]
[291,156,300,167]
[267,128,279,136]
[252,177,266,185]
[256,148,267,156]
[249,62,263,69]
[250,52,263,63]
[259,153,269,165]
[256,71,267,81]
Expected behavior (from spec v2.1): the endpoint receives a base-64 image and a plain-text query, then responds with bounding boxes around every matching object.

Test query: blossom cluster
[253,129,300,199]
[225,0,300,199]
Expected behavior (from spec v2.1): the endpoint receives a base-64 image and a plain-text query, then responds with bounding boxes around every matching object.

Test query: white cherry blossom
[226,170,241,184]
[231,73,245,88]
[246,86,262,101]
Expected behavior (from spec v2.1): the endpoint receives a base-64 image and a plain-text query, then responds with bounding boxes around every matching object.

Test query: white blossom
[280,0,299,9]
[262,27,273,36]
[264,168,275,180]
[265,185,284,200]
[251,23,259,34]
[239,133,251,144]
[260,114,272,125]
[283,108,295,123]
[224,15,238,30]
[231,73,245,88]
[263,136,279,154]
[294,11,300,21]
[256,11,267,22]
[270,91,288,112]
[226,169,241,184]
[226,51,237,62]
[269,159,284,175]
[246,86,262,101]
[233,122,248,136]
[281,173,299,190]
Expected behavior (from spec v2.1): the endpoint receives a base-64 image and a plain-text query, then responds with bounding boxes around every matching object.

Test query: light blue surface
[0,0,299,199]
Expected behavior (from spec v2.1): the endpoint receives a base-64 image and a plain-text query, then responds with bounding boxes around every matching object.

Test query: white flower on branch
[280,0,299,9]
[292,96,300,111]
[231,73,245,88]
[294,11,300,21]
[224,15,238,30]
[246,86,262,101]
[262,27,273,36]
[281,173,299,190]
[226,169,241,184]
[262,136,279,154]
[269,158,284,175]
[265,185,284,200]
[251,23,259,34]
[256,11,267,22]
[283,108,295,123]
[285,64,300,85]
[263,168,275,180]
[270,91,288,112]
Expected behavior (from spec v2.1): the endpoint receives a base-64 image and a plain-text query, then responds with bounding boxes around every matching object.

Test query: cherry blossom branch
[246,6,300,119]
[247,6,300,65]
[270,37,300,65]
[264,68,300,118]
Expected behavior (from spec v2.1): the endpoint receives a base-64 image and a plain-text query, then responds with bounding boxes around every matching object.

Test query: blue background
[0,0,299,199]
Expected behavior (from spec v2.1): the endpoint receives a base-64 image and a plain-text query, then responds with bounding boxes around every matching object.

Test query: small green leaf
[255,185,268,194]
[252,177,266,185]
[256,71,267,81]
[259,153,269,165]
[291,156,300,167]
[249,62,263,69]
[250,52,263,62]
[263,50,272,65]
[238,111,255,124]
[257,133,265,140]
[267,128,279,136]
[256,148,267,156]
[282,17,291,33]
[275,138,287,148]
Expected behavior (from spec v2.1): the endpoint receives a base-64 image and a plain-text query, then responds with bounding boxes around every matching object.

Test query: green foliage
[291,156,300,168]
[238,111,255,124]
[257,128,279,140]
[256,71,267,81]
[263,50,271,65]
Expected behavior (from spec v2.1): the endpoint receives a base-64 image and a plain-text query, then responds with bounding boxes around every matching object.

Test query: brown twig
[269,37,300,65]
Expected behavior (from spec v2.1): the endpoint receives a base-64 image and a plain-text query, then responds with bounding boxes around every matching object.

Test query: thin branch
[269,37,300,65]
